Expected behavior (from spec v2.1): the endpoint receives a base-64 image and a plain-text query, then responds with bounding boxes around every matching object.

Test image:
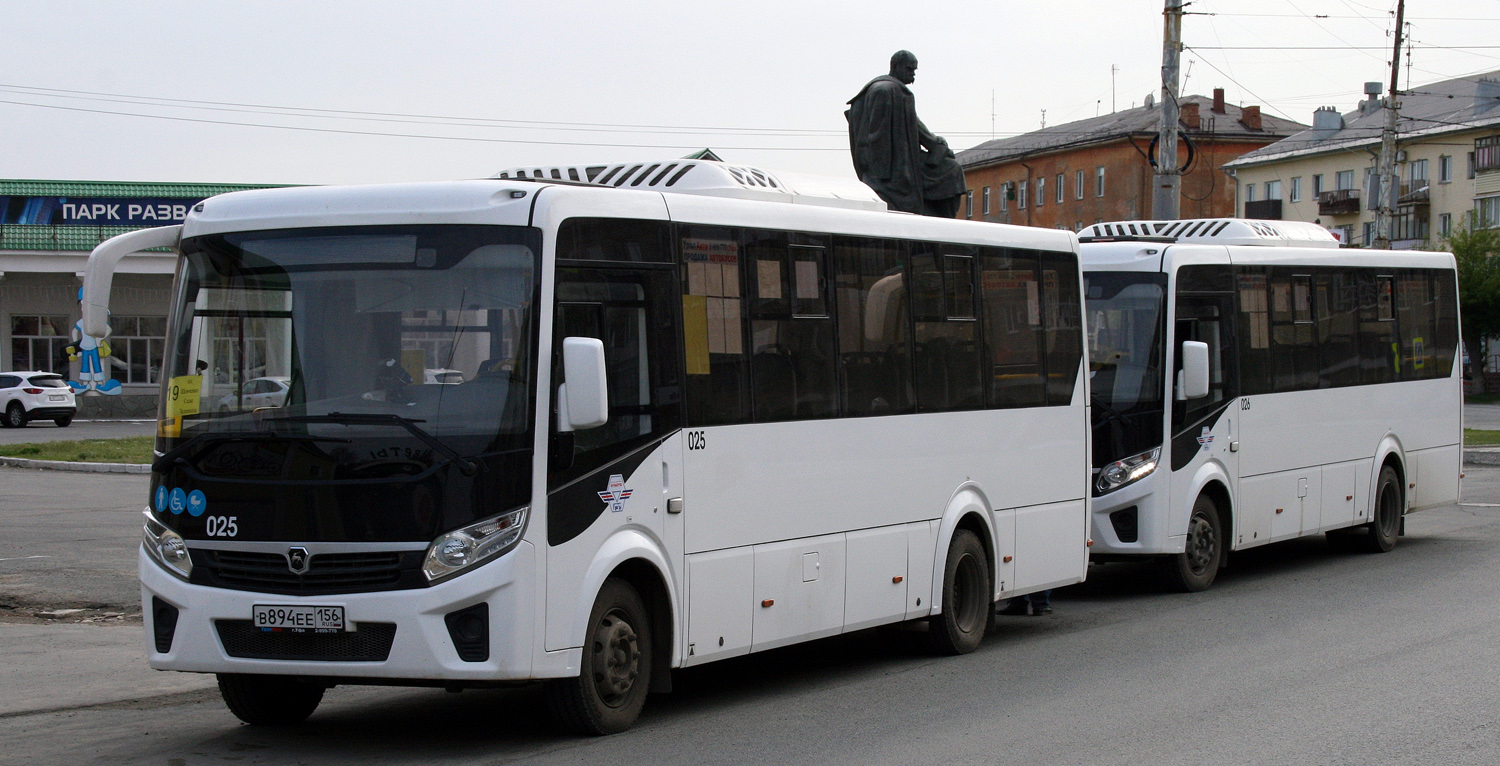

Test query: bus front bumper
[139,541,536,682]
[1089,477,1185,557]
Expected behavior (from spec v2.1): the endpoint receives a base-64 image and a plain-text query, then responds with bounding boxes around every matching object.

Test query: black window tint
[1316,270,1361,387]
[549,267,682,489]
[834,236,912,417]
[557,218,671,263]
[746,230,837,422]
[944,252,976,320]
[1172,290,1237,433]
[1433,269,1459,378]
[1361,273,1398,384]
[1236,268,1272,395]
[0,376,19,389]
[981,248,1045,408]
[1268,269,1319,390]
[1041,252,1084,405]
[791,246,828,317]
[681,225,749,426]
[912,243,982,411]
[1396,270,1437,380]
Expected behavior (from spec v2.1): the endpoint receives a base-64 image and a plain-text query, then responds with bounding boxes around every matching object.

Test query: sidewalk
[0,622,216,717]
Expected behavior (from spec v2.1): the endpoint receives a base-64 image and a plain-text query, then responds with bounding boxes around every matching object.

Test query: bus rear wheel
[1357,465,1403,553]
[216,674,323,725]
[925,529,990,655]
[1163,494,1222,592]
[546,578,652,735]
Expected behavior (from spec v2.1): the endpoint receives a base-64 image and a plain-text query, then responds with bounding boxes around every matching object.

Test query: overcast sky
[2,0,1497,187]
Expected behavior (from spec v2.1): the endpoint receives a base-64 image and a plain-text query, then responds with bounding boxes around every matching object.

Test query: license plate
[252,604,345,632]
[48,395,66,401]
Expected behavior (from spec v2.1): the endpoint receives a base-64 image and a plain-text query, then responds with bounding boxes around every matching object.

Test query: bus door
[1169,264,1239,542]
[544,260,684,651]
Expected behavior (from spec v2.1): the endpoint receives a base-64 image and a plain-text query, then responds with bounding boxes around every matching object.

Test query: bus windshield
[1085,271,1167,469]
[162,225,539,459]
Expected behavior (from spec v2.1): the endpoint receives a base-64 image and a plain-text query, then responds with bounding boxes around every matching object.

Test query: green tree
[1446,221,1500,392]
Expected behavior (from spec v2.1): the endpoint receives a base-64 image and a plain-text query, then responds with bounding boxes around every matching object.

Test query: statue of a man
[846,51,968,217]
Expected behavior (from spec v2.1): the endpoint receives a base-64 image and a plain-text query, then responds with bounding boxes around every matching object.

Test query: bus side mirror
[557,337,609,431]
[1178,340,1210,400]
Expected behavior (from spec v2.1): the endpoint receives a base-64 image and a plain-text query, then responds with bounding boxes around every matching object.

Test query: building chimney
[1313,106,1344,131]
[1240,105,1262,130]
[1212,88,1226,114]
[1181,102,1200,129]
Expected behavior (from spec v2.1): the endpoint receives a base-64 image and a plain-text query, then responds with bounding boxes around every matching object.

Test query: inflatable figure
[66,287,122,395]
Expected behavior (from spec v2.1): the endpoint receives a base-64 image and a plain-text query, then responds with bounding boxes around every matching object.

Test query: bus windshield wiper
[267,413,481,476]
[151,431,351,474]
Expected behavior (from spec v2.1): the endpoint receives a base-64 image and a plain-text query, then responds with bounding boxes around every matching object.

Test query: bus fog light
[423,506,528,582]
[1095,447,1160,495]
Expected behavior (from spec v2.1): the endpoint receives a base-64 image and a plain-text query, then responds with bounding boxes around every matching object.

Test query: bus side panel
[751,533,846,652]
[845,526,910,632]
[1318,461,1359,531]
[1012,499,1087,593]
[683,547,753,666]
[1412,444,1461,511]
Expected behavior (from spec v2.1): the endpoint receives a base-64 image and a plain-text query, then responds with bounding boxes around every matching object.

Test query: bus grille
[194,549,424,595]
[215,620,396,662]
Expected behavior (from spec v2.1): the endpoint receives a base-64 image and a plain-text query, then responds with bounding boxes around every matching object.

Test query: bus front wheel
[217,674,323,725]
[925,529,990,655]
[1163,494,1222,592]
[546,578,653,735]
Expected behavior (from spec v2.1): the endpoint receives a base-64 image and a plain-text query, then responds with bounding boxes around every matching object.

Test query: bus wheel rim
[1187,513,1216,574]
[591,609,640,707]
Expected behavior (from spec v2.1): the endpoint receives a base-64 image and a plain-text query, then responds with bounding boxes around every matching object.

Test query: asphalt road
[0,419,154,445]
[1,467,1498,765]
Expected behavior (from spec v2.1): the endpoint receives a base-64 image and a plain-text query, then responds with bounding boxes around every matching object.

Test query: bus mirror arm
[82,225,182,338]
[558,337,609,431]
[1179,341,1211,400]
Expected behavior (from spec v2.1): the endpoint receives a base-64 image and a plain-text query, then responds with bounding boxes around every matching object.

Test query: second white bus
[1079,218,1461,591]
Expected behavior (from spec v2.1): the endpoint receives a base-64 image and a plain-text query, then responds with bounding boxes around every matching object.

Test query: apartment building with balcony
[1225,70,1500,248]
[956,88,1305,229]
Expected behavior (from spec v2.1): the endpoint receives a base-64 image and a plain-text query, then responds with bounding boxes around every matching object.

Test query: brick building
[956,89,1306,229]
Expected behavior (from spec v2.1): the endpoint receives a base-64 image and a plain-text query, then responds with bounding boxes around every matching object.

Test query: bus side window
[834,236,913,417]
[980,247,1045,408]
[681,225,750,426]
[1041,252,1084,405]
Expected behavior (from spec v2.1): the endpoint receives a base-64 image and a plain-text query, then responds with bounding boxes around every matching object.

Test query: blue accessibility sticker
[154,485,168,513]
[168,487,187,515]
[186,489,207,517]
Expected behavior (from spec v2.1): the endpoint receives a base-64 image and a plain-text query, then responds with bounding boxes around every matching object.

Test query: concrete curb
[1464,448,1500,466]
[0,456,149,474]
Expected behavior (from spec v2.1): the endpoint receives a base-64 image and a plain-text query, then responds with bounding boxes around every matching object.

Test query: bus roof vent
[1078,218,1340,248]
[493,160,890,212]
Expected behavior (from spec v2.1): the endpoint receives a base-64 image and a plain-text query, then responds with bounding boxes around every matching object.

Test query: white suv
[0,371,77,427]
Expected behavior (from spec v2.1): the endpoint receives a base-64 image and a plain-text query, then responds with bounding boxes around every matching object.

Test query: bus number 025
[687,431,706,451]
[205,516,239,537]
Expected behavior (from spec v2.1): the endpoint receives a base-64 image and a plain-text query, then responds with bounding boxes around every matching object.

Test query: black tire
[1163,493,1222,592]
[217,674,324,725]
[925,529,990,655]
[546,578,652,735]
[3,403,26,428]
[1358,464,1403,553]
[53,416,72,427]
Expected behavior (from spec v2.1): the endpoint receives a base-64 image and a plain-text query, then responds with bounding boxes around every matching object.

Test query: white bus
[1078,218,1461,591]
[86,161,1092,734]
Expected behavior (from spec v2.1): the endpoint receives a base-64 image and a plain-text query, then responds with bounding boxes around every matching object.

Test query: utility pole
[1153,0,1184,220]
[1374,0,1406,249]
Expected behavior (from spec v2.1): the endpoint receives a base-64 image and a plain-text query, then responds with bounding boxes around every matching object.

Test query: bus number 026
[687,431,706,451]
[205,516,239,537]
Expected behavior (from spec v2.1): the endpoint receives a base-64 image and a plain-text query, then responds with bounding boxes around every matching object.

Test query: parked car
[424,368,465,385]
[0,371,77,427]
[215,376,290,413]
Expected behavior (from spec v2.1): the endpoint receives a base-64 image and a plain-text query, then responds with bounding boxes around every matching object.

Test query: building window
[1266,180,1282,200]
[1290,177,1302,203]
[1477,196,1500,228]
[1095,166,1105,197]
[1075,170,1084,200]
[1410,158,1429,184]
[110,316,168,385]
[1469,151,1477,179]
[9,315,70,374]
[1244,183,1256,203]
[1477,136,1500,172]
[1336,170,1355,190]
[1036,177,1045,207]
[1055,173,1064,204]
[1018,180,1028,209]
[1440,212,1453,237]
[999,183,1009,212]
[1363,221,1375,245]
[982,186,991,215]
[1440,155,1453,183]
[1312,174,1324,195]
[964,190,973,218]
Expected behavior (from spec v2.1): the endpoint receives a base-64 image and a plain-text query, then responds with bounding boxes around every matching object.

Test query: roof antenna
[1040,109,1047,128]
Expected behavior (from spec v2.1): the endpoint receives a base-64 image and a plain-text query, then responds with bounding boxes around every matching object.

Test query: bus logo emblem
[1197,427,1214,450]
[598,474,634,513]
[287,547,311,574]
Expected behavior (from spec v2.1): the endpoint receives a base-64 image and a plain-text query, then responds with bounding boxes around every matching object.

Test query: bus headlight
[423,506,528,582]
[1095,447,1161,495]
[142,510,193,580]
